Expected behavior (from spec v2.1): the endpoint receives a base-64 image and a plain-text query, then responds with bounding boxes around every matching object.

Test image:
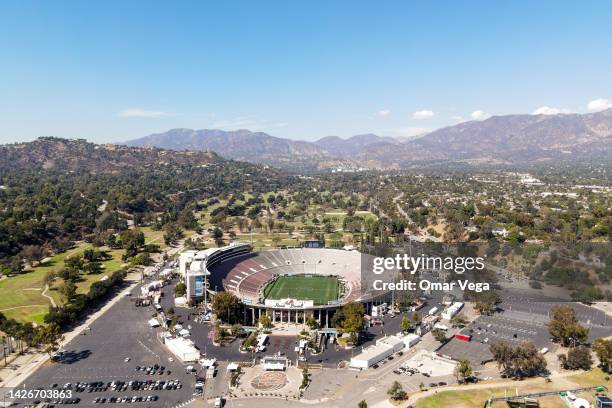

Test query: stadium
[179,243,391,327]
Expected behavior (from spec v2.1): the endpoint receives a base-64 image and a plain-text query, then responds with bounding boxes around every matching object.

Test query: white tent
[148,318,160,328]
[160,268,174,278]
[200,358,217,368]
[227,362,239,371]
[165,337,200,362]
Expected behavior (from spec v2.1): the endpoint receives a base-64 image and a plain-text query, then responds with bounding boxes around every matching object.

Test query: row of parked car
[35,397,81,407]
[426,381,448,388]
[126,379,182,391]
[92,395,159,404]
[393,366,418,376]
[48,379,182,394]
[135,364,170,376]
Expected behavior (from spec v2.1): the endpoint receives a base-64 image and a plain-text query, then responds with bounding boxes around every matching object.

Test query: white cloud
[118,108,174,118]
[532,106,571,115]
[452,115,465,122]
[211,116,288,131]
[470,110,490,120]
[587,98,612,112]
[413,110,434,119]
[377,109,391,117]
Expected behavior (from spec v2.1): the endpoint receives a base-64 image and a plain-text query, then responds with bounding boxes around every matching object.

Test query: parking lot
[11,286,197,408]
[438,298,612,368]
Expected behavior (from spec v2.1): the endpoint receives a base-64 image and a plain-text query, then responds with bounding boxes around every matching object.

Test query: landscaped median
[412,368,610,408]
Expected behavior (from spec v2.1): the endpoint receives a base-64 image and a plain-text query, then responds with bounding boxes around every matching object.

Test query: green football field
[263,275,340,305]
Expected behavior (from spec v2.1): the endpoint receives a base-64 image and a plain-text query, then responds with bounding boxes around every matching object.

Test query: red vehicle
[455,334,472,342]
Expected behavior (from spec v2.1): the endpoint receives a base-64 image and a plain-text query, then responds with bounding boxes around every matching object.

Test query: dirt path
[42,284,57,307]
[0,304,48,312]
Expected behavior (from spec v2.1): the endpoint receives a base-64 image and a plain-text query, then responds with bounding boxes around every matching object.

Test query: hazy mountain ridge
[126,129,402,170]
[124,109,612,170]
[314,134,400,156]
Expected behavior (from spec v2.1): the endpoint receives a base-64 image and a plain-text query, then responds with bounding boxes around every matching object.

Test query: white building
[371,303,388,317]
[141,280,163,296]
[262,355,288,371]
[349,335,406,369]
[397,333,421,348]
[417,314,440,336]
[179,243,251,301]
[441,302,464,320]
[492,227,509,238]
[165,337,200,362]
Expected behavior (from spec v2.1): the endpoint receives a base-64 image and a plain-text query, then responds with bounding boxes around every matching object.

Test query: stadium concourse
[179,243,391,327]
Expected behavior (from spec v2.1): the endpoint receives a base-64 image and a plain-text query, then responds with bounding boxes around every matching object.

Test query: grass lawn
[413,368,611,408]
[0,239,133,323]
[141,226,169,249]
[263,275,340,305]
[0,221,201,325]
[0,242,93,324]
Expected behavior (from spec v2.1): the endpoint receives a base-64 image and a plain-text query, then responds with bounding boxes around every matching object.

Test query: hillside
[0,137,222,173]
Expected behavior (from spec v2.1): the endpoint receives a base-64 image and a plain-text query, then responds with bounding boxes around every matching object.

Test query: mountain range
[125,109,612,171]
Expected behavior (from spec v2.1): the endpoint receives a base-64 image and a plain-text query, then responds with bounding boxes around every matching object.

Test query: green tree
[306,315,318,329]
[163,223,184,246]
[489,341,547,378]
[454,359,473,382]
[386,381,407,402]
[400,315,412,333]
[258,313,272,328]
[43,271,56,286]
[60,280,77,303]
[34,323,63,356]
[358,400,367,408]
[431,328,447,343]
[178,207,198,230]
[20,245,46,266]
[340,302,364,336]
[592,337,612,373]
[451,313,468,328]
[547,305,589,347]
[173,282,187,297]
[271,236,282,247]
[212,292,241,324]
[471,290,501,315]
[212,227,224,240]
[559,346,593,370]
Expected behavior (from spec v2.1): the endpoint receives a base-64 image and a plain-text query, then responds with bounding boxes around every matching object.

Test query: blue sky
[1,1,612,144]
